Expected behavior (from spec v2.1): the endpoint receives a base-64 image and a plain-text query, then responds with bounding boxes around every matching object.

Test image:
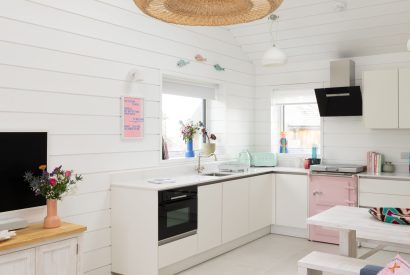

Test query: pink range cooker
[308,164,365,244]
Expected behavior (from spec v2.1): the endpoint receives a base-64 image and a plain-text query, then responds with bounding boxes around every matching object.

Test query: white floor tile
[178,234,410,275]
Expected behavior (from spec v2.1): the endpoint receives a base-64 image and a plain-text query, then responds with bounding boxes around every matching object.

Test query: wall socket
[400,152,410,159]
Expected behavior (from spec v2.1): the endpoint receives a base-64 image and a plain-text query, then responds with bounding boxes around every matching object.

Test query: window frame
[161,93,209,161]
[278,102,323,156]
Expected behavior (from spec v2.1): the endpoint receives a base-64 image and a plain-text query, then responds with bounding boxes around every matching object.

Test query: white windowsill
[160,154,230,167]
[277,153,322,158]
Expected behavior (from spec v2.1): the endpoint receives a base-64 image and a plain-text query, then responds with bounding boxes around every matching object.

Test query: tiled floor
[178,234,410,275]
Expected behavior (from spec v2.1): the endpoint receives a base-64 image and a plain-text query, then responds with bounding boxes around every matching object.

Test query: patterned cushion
[369,208,410,225]
[378,254,410,275]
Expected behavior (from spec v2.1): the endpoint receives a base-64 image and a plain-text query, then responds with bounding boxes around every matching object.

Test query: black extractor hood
[315,86,362,117]
[315,60,363,117]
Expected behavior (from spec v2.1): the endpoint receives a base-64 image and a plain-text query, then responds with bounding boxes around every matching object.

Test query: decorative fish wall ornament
[195,54,207,62]
[177,59,190,67]
[213,64,225,71]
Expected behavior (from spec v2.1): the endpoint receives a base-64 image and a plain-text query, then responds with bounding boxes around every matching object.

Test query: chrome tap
[196,153,217,174]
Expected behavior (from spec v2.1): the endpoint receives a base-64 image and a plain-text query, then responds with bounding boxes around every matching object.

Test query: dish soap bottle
[312,144,318,161]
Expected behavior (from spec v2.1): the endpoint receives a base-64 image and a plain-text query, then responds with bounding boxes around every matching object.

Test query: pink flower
[65,171,72,178]
[49,178,57,186]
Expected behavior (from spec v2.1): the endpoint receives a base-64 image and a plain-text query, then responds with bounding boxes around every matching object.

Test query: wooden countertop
[0,222,87,252]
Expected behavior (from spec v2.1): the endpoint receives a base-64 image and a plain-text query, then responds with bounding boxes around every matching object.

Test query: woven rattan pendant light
[133,0,284,26]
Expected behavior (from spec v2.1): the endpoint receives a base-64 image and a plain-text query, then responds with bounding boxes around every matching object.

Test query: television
[0,132,47,213]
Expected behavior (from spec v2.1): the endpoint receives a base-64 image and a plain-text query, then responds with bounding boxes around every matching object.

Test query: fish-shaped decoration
[213,64,225,71]
[177,59,190,67]
[195,54,207,62]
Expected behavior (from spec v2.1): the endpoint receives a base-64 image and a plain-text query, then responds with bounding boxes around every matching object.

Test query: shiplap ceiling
[225,0,410,64]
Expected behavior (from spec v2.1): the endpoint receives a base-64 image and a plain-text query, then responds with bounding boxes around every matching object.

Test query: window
[161,78,217,160]
[280,103,321,155]
[162,94,206,159]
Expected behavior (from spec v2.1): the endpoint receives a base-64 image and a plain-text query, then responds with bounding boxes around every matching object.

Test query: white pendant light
[407,38,410,51]
[262,44,287,66]
[262,14,287,66]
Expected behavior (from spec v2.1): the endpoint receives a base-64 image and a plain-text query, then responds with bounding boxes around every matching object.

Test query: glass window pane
[162,94,204,159]
[283,104,320,155]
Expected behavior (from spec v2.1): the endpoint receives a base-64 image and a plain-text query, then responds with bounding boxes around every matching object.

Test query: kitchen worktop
[111,166,308,191]
[358,172,410,181]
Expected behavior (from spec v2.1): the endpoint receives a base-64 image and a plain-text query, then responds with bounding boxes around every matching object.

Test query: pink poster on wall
[122,97,144,139]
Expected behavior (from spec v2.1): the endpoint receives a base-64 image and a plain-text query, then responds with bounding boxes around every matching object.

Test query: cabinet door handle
[313,191,323,196]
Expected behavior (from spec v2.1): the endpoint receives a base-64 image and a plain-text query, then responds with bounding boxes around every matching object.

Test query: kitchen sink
[201,172,233,177]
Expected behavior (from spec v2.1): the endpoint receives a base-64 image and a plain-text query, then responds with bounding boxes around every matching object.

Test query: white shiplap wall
[226,0,410,64]
[254,52,410,172]
[0,0,254,273]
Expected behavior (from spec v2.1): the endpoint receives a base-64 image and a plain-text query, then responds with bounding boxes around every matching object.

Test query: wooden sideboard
[0,222,87,275]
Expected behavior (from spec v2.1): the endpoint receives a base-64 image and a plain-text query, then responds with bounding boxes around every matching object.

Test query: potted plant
[199,122,217,155]
[24,165,83,229]
[179,120,200,158]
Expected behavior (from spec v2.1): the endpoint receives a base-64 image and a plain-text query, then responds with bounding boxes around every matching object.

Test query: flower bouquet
[199,122,217,155]
[179,120,200,158]
[24,165,83,228]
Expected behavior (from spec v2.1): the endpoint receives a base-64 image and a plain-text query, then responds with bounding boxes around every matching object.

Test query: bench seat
[298,251,368,275]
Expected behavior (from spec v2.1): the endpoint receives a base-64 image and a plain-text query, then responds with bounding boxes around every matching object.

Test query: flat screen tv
[0,132,47,213]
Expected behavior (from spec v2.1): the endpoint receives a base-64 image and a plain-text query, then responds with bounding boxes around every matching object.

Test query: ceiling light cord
[268,14,279,47]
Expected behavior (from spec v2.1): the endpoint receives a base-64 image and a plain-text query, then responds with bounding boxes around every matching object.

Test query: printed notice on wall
[122,97,144,139]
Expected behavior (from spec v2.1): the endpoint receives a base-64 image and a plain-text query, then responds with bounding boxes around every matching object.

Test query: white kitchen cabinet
[363,69,399,129]
[222,178,250,243]
[158,235,197,268]
[0,249,35,275]
[249,174,272,232]
[275,174,308,229]
[36,238,78,275]
[198,183,222,253]
[272,175,276,224]
[399,68,410,128]
[359,178,410,208]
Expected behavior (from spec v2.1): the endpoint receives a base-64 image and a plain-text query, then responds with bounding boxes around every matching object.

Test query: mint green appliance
[250,153,278,167]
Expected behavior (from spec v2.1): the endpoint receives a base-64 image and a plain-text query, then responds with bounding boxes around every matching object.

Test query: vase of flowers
[24,165,83,229]
[180,120,200,158]
[199,122,217,155]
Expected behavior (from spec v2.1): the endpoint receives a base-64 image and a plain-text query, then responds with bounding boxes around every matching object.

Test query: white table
[307,206,410,258]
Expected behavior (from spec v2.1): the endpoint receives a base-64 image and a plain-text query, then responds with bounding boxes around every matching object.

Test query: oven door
[158,189,197,245]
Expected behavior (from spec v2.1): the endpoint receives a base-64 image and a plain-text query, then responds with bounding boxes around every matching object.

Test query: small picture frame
[121,96,144,139]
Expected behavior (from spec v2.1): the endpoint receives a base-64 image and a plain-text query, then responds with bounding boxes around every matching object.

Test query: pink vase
[43,199,61,229]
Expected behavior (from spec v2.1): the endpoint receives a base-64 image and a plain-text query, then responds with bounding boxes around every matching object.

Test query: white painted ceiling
[224,0,410,65]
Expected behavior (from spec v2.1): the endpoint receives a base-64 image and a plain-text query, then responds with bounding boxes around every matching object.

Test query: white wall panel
[84,265,111,275]
[83,228,111,252]
[0,113,160,135]
[227,0,410,63]
[83,246,111,272]
[0,64,161,100]
[0,1,254,273]
[252,52,410,172]
[63,210,111,232]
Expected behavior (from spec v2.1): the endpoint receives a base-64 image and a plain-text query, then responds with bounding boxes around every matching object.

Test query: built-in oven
[158,186,197,245]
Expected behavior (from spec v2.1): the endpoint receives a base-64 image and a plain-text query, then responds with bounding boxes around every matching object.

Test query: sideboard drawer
[359,178,410,196]
[360,192,410,208]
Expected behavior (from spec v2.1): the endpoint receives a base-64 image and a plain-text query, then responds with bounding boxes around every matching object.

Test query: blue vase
[185,139,195,158]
